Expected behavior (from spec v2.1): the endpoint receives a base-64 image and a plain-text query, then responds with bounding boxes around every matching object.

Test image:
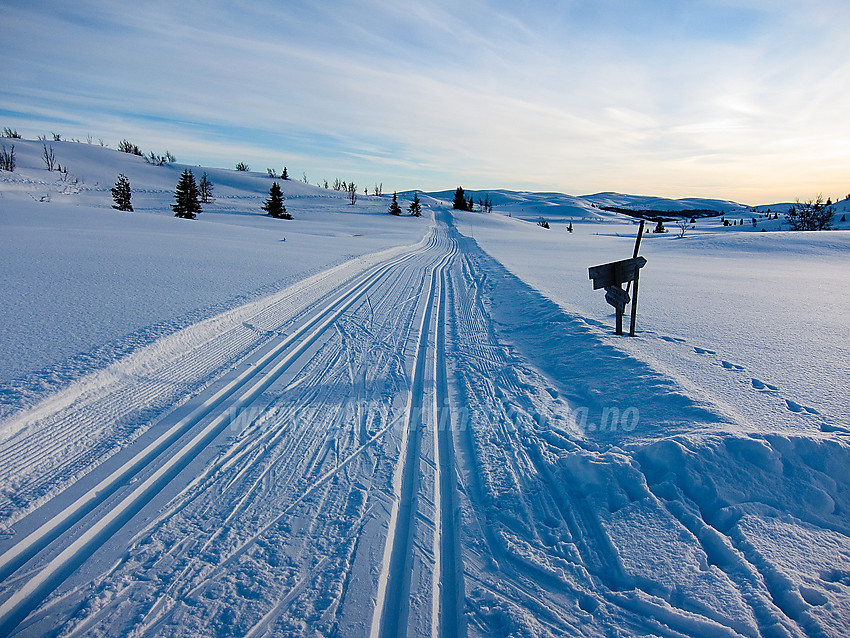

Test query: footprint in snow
[785,400,820,415]
[647,333,822,420]
[751,378,779,392]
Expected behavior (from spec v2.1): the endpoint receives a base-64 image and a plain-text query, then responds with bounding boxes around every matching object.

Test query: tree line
[112,171,427,221]
[388,191,421,217]
[112,169,290,220]
[452,186,493,213]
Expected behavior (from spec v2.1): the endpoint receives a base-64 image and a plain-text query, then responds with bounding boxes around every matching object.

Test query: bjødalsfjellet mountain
[1,139,849,637]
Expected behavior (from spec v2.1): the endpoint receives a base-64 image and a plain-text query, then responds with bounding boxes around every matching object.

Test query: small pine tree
[388,191,403,216]
[653,219,667,233]
[198,172,214,203]
[567,222,573,233]
[408,193,422,217]
[111,173,133,211]
[841,214,846,222]
[282,167,288,180]
[467,195,474,211]
[172,169,202,219]
[263,182,291,219]
[236,162,249,172]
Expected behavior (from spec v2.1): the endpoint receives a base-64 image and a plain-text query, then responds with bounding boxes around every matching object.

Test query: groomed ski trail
[0,225,456,636]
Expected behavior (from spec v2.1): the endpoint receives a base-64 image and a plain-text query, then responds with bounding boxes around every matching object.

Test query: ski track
[0,228,442,635]
[0,212,847,637]
[370,238,457,638]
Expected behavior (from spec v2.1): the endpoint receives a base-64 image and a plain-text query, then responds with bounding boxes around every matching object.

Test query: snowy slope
[1,141,849,637]
[1,140,428,414]
[454,209,850,428]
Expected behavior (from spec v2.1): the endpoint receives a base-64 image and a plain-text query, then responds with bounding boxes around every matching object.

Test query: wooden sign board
[588,220,647,336]
[604,285,630,310]
[588,256,647,290]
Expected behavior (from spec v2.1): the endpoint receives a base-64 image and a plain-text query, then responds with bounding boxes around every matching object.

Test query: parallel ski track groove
[0,240,434,636]
[371,240,456,638]
[0,232,441,518]
[432,265,466,638]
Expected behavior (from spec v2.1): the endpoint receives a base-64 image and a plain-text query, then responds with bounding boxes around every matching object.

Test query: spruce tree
[172,169,202,219]
[263,182,291,219]
[408,192,422,217]
[388,191,403,216]
[111,173,133,211]
[452,186,467,210]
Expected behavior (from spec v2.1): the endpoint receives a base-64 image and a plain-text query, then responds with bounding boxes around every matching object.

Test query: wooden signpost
[588,220,646,336]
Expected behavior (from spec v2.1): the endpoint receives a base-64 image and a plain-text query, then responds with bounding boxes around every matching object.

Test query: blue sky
[1,0,848,202]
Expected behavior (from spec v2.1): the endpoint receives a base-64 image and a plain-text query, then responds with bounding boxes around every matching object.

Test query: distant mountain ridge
[405,188,748,222]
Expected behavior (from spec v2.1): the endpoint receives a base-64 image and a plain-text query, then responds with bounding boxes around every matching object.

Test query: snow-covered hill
[414,187,751,222]
[0,139,428,410]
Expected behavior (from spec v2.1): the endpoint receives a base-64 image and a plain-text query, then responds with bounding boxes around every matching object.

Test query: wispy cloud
[1,0,848,201]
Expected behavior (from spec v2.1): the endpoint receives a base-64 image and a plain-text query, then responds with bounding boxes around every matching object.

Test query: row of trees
[452,186,493,213]
[118,139,175,165]
[114,170,428,221]
[388,192,422,217]
[112,170,288,220]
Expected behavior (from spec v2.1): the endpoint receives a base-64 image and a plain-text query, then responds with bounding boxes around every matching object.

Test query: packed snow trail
[369,244,456,638]
[0,223,448,634]
[1,212,849,637]
[0,244,430,633]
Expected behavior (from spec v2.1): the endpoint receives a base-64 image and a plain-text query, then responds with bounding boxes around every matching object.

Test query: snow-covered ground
[1,140,848,637]
[0,140,427,416]
[451,206,850,430]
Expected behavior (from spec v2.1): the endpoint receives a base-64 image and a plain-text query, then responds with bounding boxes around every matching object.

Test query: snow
[0,140,427,414]
[1,140,849,637]
[452,208,850,429]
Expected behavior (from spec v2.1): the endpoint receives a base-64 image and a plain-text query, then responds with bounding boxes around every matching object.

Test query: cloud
[1,0,848,201]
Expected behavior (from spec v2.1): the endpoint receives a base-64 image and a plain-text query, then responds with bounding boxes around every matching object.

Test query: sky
[1,0,848,203]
